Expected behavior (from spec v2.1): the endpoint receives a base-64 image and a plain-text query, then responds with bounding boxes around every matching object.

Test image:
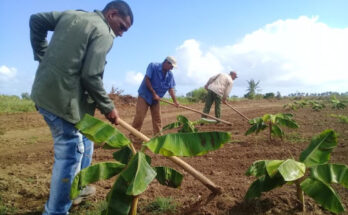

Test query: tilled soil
[0,98,348,215]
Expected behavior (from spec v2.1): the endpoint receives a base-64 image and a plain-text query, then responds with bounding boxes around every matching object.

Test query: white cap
[165,56,177,68]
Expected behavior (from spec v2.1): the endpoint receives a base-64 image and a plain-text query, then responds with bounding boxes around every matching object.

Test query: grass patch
[0,95,36,114]
[70,200,107,215]
[143,197,178,214]
[331,114,348,124]
[0,195,17,215]
[160,96,195,105]
[285,132,306,143]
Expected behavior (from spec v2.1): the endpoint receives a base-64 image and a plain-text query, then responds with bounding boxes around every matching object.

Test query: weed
[0,195,17,215]
[285,132,306,143]
[144,197,178,214]
[70,200,107,215]
[0,95,36,113]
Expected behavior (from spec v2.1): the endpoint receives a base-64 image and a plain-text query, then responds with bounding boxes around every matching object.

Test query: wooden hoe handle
[118,118,222,194]
[160,99,232,126]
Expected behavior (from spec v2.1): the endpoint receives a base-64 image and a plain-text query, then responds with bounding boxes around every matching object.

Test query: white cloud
[172,16,348,96]
[0,65,17,81]
[125,71,144,85]
[174,39,224,86]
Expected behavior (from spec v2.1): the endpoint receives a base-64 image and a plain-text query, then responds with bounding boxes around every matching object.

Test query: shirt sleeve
[223,80,233,99]
[80,34,115,114]
[145,63,154,79]
[29,11,62,62]
[169,72,176,89]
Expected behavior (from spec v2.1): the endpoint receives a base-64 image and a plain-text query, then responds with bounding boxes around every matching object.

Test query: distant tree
[244,79,260,99]
[186,87,207,102]
[263,92,275,99]
[276,91,282,99]
[21,92,31,100]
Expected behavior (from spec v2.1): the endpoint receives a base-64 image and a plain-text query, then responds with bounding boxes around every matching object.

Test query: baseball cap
[165,56,177,68]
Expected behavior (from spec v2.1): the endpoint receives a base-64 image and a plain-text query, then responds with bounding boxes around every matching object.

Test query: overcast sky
[1,0,348,97]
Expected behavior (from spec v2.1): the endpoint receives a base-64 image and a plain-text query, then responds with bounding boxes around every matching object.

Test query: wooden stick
[118,118,222,194]
[159,99,232,125]
[225,103,250,121]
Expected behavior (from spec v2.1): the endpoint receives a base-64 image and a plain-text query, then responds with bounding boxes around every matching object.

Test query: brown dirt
[1,97,348,215]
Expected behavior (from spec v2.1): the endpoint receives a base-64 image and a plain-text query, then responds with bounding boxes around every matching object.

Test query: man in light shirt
[202,71,238,118]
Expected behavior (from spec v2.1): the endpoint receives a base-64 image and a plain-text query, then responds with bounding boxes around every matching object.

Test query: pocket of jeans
[38,107,64,137]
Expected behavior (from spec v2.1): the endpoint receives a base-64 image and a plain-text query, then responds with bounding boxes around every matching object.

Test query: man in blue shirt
[132,56,179,136]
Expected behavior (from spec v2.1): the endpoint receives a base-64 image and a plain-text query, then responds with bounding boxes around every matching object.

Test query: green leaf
[121,152,157,196]
[113,147,133,164]
[271,124,283,138]
[144,131,231,157]
[301,178,344,214]
[245,160,267,177]
[299,130,337,167]
[310,164,348,189]
[103,176,133,215]
[76,114,131,148]
[162,121,182,131]
[265,160,284,177]
[154,166,183,188]
[70,162,125,199]
[277,159,305,181]
[245,173,286,200]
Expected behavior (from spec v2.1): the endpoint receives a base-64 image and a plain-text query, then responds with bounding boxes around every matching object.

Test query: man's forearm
[145,77,156,96]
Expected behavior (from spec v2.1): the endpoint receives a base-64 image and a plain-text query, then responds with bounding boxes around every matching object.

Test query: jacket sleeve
[80,34,115,115]
[29,11,62,62]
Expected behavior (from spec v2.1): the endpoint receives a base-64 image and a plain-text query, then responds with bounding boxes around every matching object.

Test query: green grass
[0,95,36,113]
[0,196,17,215]
[70,200,107,215]
[285,132,307,143]
[143,197,178,214]
[160,96,195,105]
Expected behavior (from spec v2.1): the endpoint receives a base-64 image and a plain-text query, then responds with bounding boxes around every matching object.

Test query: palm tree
[244,79,260,99]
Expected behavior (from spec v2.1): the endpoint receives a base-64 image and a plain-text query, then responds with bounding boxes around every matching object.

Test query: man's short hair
[103,0,134,24]
[230,71,237,77]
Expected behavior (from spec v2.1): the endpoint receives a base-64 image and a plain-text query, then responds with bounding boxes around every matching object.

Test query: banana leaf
[301,177,344,214]
[277,159,305,181]
[245,173,286,200]
[144,131,231,157]
[246,160,283,178]
[121,152,157,196]
[245,160,268,177]
[271,124,284,138]
[276,116,299,129]
[113,147,133,164]
[245,117,267,135]
[162,121,182,131]
[70,162,125,199]
[299,129,337,167]
[76,114,131,148]
[103,176,133,215]
[310,164,348,189]
[154,166,183,188]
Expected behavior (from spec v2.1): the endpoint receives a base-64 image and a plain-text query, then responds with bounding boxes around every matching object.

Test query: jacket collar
[94,10,116,38]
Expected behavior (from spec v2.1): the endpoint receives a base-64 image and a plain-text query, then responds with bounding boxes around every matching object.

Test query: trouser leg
[150,101,161,135]
[132,96,149,131]
[202,90,214,117]
[38,107,84,215]
[214,94,222,118]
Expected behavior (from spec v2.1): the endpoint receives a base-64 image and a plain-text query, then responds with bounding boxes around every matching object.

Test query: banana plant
[162,115,216,133]
[70,114,231,215]
[331,96,346,110]
[331,114,348,124]
[245,113,299,142]
[245,129,348,214]
[309,100,326,111]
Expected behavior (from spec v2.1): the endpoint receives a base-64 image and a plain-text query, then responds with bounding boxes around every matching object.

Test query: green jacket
[30,10,115,124]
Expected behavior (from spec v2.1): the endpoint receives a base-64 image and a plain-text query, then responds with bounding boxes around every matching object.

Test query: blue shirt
[138,62,176,105]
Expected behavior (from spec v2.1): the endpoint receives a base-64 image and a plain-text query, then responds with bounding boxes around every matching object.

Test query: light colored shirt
[138,63,176,105]
[30,10,115,123]
[206,73,233,99]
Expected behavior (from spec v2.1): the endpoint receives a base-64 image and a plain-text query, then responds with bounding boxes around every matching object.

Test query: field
[1,97,348,215]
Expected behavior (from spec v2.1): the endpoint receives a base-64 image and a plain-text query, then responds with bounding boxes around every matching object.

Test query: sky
[1,0,348,98]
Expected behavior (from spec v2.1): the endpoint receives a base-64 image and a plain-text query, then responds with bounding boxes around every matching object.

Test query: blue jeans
[38,107,94,215]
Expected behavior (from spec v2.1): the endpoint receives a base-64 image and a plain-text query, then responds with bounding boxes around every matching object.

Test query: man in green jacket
[29,1,133,214]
